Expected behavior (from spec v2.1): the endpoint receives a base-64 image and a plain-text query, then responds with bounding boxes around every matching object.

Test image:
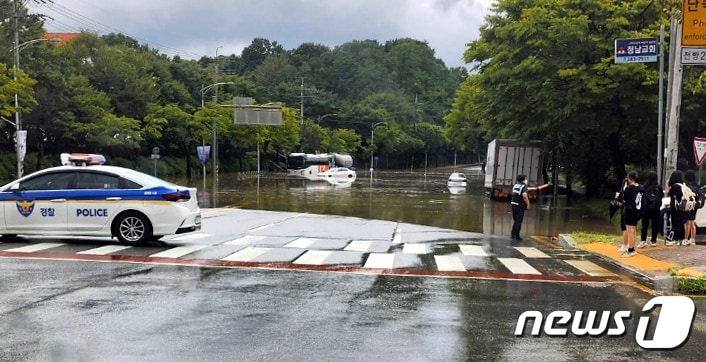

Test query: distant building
[44,32,79,45]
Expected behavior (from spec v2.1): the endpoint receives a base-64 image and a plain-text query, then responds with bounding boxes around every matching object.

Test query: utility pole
[13,0,23,178]
[212,46,222,180]
[296,79,315,125]
[664,17,683,184]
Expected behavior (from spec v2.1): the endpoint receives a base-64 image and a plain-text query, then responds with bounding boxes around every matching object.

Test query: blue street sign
[615,38,658,64]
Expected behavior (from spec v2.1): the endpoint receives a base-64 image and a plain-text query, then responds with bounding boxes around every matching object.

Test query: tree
[456,0,664,195]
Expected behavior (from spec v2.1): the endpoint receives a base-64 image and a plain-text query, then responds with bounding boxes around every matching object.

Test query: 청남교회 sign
[614,38,658,64]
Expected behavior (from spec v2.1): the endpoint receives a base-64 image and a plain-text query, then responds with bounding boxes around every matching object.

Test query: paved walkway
[561,235,706,281]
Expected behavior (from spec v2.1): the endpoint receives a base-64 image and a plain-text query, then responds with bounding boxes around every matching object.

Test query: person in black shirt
[510,174,531,240]
[667,170,686,246]
[620,171,644,258]
[637,171,664,248]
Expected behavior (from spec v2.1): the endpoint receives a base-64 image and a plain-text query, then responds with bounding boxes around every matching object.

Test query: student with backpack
[683,170,703,246]
[620,171,644,258]
[667,170,687,246]
[638,171,664,248]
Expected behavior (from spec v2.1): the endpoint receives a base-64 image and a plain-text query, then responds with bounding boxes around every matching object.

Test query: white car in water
[0,153,201,245]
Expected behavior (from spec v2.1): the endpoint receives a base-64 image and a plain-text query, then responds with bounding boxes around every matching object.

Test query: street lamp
[316,113,337,123]
[8,37,59,178]
[370,121,387,183]
[200,82,235,178]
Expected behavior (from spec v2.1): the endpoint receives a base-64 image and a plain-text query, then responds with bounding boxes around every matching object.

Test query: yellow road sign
[683,0,706,46]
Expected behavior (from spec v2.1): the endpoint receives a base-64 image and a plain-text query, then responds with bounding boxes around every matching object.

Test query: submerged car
[0,153,201,246]
[447,172,468,187]
[318,167,357,182]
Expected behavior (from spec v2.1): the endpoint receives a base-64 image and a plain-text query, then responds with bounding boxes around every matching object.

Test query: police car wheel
[114,212,152,246]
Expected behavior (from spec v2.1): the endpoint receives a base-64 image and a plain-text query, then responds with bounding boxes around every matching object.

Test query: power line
[29,1,206,59]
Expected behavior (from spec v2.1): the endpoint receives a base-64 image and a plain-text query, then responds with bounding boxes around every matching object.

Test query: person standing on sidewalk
[638,171,663,248]
[510,174,530,241]
[667,170,686,246]
[620,171,644,257]
[683,170,699,246]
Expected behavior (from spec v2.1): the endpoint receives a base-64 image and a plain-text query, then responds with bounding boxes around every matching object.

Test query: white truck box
[484,139,543,200]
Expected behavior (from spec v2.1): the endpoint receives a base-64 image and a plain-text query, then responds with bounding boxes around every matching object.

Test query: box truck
[484,139,543,200]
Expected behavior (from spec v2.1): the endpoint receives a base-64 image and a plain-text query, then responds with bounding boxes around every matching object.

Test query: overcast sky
[29,0,494,68]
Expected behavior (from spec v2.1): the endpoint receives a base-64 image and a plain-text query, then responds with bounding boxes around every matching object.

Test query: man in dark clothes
[510,174,531,241]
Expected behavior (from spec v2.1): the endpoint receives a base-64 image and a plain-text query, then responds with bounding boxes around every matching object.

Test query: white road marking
[498,258,541,275]
[284,238,319,248]
[223,235,266,245]
[168,233,212,241]
[150,245,207,259]
[514,247,550,258]
[434,255,466,271]
[4,243,65,253]
[364,253,395,269]
[564,260,617,277]
[249,224,275,232]
[221,247,271,262]
[392,228,402,244]
[77,245,131,255]
[345,240,373,252]
[459,245,487,256]
[403,243,430,254]
[293,250,332,265]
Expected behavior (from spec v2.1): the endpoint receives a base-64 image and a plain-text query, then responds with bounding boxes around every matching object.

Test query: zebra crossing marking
[294,250,332,265]
[4,243,65,253]
[514,247,550,258]
[434,255,466,271]
[168,233,212,241]
[284,238,320,248]
[364,253,395,269]
[564,260,617,277]
[77,245,131,255]
[498,257,541,275]
[459,245,487,257]
[403,243,430,254]
[150,245,207,259]
[223,235,266,245]
[344,240,390,253]
[221,246,271,262]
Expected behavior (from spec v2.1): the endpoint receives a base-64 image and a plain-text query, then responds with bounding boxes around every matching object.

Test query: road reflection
[196,170,617,239]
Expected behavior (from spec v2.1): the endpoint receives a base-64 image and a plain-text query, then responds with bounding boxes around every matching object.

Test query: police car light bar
[60,153,106,166]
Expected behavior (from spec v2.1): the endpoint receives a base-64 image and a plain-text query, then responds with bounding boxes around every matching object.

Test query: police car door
[2,171,72,232]
[67,171,124,231]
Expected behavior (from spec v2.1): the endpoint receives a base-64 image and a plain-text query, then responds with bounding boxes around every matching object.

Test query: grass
[677,276,706,294]
[569,231,622,245]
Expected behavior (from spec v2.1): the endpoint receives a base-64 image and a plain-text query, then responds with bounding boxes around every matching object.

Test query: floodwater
[194,169,619,239]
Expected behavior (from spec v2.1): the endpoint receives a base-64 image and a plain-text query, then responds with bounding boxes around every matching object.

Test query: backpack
[691,182,706,210]
[677,183,697,212]
[644,184,660,210]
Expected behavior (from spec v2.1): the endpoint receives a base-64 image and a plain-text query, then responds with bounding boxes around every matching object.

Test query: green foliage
[0,1,471,178]
[677,276,706,295]
[451,0,667,194]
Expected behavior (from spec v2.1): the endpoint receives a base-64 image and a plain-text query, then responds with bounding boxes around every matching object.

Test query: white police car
[0,153,201,246]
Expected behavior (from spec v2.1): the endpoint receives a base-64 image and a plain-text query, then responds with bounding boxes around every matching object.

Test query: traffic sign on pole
[683,0,706,46]
[693,137,706,165]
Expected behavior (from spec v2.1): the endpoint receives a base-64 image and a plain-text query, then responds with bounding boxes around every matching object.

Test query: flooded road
[196,170,618,239]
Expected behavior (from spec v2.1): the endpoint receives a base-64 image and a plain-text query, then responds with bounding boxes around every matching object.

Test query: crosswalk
[0,235,618,279]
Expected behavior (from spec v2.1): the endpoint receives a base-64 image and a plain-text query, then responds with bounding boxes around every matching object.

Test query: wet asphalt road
[1,209,705,361]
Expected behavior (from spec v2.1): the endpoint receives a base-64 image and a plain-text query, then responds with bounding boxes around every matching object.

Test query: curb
[557,234,677,293]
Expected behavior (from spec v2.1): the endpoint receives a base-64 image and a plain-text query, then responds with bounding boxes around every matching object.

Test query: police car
[0,153,201,246]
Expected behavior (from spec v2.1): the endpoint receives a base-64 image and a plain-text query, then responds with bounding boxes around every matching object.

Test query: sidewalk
[560,234,706,287]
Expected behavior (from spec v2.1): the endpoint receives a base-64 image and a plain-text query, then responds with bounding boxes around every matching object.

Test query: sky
[29,0,495,68]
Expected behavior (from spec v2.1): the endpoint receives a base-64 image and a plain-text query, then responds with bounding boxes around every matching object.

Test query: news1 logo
[515,296,696,349]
